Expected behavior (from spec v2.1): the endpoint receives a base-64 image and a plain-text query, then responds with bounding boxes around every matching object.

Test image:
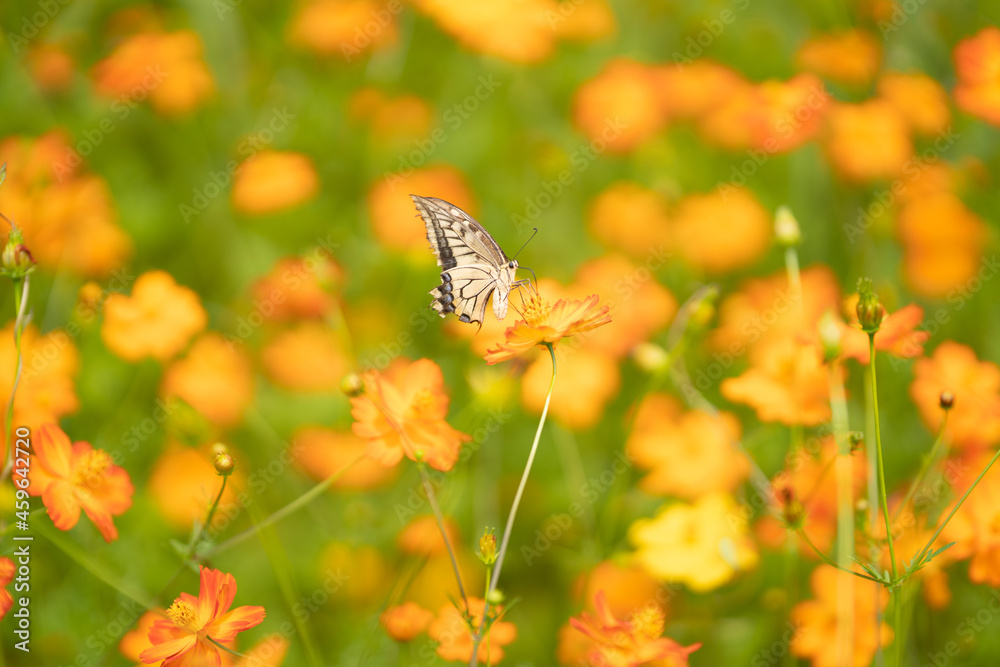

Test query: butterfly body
[410,195,519,326]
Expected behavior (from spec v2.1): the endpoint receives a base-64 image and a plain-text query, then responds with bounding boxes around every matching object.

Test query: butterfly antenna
[514,266,539,294]
[512,227,538,261]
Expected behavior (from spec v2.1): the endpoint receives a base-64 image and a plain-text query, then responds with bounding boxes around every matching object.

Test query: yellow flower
[630,493,758,592]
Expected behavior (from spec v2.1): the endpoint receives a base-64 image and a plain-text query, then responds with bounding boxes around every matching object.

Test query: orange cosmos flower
[672,187,771,274]
[939,450,1000,586]
[747,73,830,153]
[910,342,1000,449]
[953,27,1000,126]
[27,43,75,93]
[428,597,517,663]
[351,90,434,144]
[588,182,671,259]
[162,333,253,427]
[569,591,701,667]
[287,0,399,59]
[382,602,435,642]
[102,270,207,362]
[838,297,928,363]
[627,394,749,499]
[252,255,341,320]
[824,100,913,182]
[25,423,133,542]
[796,29,881,87]
[261,322,348,391]
[878,72,952,136]
[148,443,245,531]
[550,0,616,42]
[92,30,215,116]
[655,61,749,121]
[484,291,611,364]
[573,58,664,153]
[575,558,670,620]
[140,566,265,666]
[231,151,319,215]
[791,565,893,667]
[0,557,13,620]
[0,323,79,433]
[294,427,398,491]
[721,336,834,426]
[351,357,470,472]
[522,348,620,430]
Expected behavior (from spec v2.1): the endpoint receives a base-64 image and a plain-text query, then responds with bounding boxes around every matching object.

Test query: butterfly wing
[410,195,517,326]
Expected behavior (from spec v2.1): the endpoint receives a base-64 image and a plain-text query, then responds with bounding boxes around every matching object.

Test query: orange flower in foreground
[953,27,1000,125]
[382,602,434,642]
[824,100,913,181]
[294,427,398,491]
[721,337,833,426]
[287,0,398,59]
[102,270,207,362]
[0,557,14,620]
[791,565,893,667]
[25,424,133,542]
[428,597,517,663]
[796,29,881,87]
[672,187,771,274]
[484,291,611,364]
[162,333,253,427]
[232,151,319,215]
[351,358,470,471]
[838,298,928,363]
[910,342,1000,449]
[92,30,214,115]
[570,591,701,667]
[140,566,265,666]
[573,59,664,153]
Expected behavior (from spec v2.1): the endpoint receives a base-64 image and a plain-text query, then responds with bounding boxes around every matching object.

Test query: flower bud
[1,226,35,278]
[486,588,504,606]
[855,278,885,333]
[213,452,236,476]
[633,342,669,374]
[341,372,364,397]
[774,206,801,247]
[478,528,497,566]
[939,392,955,410]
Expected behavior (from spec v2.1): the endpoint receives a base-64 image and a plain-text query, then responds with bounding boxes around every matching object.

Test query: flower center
[166,600,197,631]
[72,450,112,488]
[522,293,551,326]
[411,389,434,415]
[629,606,665,640]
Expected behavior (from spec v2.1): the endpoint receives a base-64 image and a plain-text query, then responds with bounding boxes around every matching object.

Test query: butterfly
[410,195,525,327]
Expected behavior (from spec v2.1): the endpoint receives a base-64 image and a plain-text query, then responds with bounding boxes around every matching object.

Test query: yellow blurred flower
[550,0,616,42]
[824,100,913,181]
[293,427,399,490]
[796,29,881,87]
[320,543,391,608]
[573,58,664,153]
[287,0,399,59]
[953,27,1000,126]
[231,151,319,215]
[672,187,771,274]
[0,132,132,277]
[878,71,952,136]
[92,30,214,115]
[412,0,556,63]
[627,394,749,499]
[0,324,79,433]
[148,443,244,531]
[261,322,347,391]
[101,270,207,362]
[587,181,671,259]
[368,165,476,252]
[161,333,253,427]
[630,493,759,592]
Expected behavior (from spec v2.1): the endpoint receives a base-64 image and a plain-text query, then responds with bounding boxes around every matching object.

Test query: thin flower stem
[795,528,881,584]
[891,412,950,526]
[785,245,802,310]
[418,460,469,609]
[0,276,29,481]
[828,362,855,666]
[469,343,557,667]
[190,476,228,555]
[869,334,897,582]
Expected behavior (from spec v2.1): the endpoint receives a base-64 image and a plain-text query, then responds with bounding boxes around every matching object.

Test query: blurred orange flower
[92,30,215,115]
[824,100,913,181]
[627,394,748,499]
[575,559,669,620]
[261,322,347,391]
[360,92,434,143]
[570,591,700,667]
[148,443,244,531]
[140,566,265,666]
[27,43,75,93]
[398,517,483,609]
[0,558,14,620]
[412,0,555,63]
[550,0,616,42]
[0,132,132,276]
[485,291,611,364]
[398,515,464,557]
[878,72,952,136]
[796,30,881,87]
[748,73,830,153]
[288,0,398,59]
[102,270,207,362]
[721,337,833,426]
[428,597,517,663]
[656,60,749,121]
[630,493,758,592]
[351,357,470,471]
[838,298,928,363]
[293,427,398,490]
[522,348,620,430]
[161,333,253,427]
[368,165,476,251]
[573,59,663,153]
[25,423,133,542]
[791,565,893,667]
[0,323,79,433]
[232,151,319,215]
[939,450,1000,586]
[381,602,434,642]
[588,182,671,259]
[252,255,341,320]
[672,187,771,273]
[953,27,1000,126]
[910,341,1000,449]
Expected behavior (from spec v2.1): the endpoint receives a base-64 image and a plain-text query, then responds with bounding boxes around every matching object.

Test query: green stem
[0,276,28,480]
[795,528,881,584]
[829,362,855,665]
[891,412,950,526]
[418,460,468,609]
[869,333,897,581]
[469,343,556,667]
